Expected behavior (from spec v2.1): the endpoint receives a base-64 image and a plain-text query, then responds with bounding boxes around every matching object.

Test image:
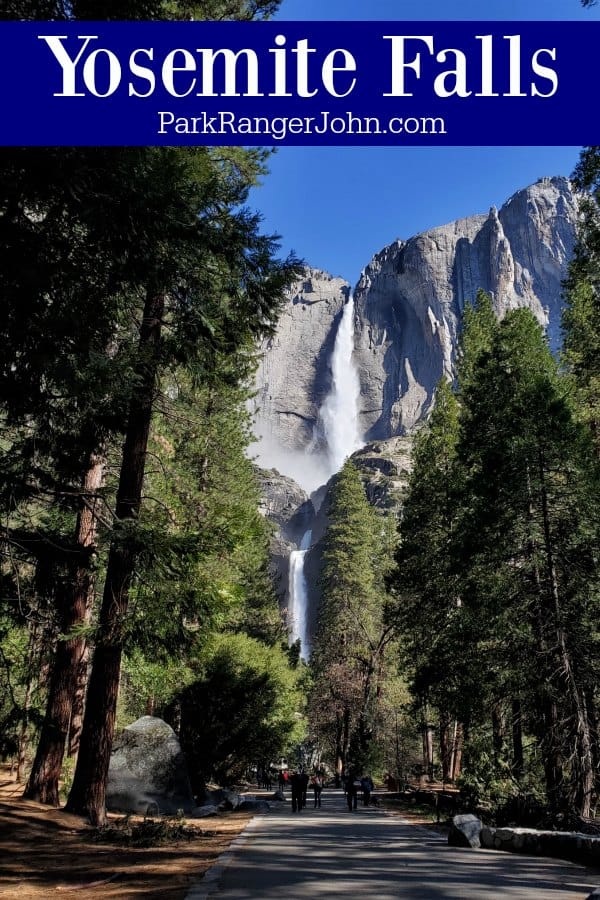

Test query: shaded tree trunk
[66,290,164,825]
[24,456,104,804]
[439,711,451,783]
[512,698,524,778]
[450,722,463,782]
[492,701,505,766]
[538,445,594,817]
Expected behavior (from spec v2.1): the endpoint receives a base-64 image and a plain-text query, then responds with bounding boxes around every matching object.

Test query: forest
[1,0,600,835]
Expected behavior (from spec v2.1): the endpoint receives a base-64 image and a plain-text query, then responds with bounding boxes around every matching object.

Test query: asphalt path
[187,789,600,899]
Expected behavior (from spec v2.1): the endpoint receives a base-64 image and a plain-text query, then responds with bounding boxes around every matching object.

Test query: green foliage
[563,148,600,449]
[310,462,395,773]
[391,294,600,817]
[175,633,304,788]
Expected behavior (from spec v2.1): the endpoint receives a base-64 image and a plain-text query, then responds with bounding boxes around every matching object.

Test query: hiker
[263,769,272,790]
[290,771,303,812]
[278,769,287,792]
[311,773,323,808]
[361,774,374,806]
[346,770,358,811]
[300,770,309,808]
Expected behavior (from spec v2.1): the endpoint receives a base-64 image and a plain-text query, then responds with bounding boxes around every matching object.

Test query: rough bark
[511,698,524,778]
[66,290,164,825]
[24,456,104,805]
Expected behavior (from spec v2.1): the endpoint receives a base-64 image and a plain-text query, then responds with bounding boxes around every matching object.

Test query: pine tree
[1,0,296,819]
[563,147,600,451]
[310,462,394,776]
[458,309,600,815]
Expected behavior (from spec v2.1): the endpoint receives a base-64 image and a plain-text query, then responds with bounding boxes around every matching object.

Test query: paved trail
[187,790,600,899]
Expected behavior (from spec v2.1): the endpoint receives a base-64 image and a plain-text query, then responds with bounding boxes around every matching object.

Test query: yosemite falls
[252,176,579,660]
[320,295,362,478]
[286,295,363,659]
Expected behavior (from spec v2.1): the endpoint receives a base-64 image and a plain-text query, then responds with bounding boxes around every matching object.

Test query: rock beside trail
[448,814,483,849]
[106,716,195,816]
[239,799,270,812]
[205,788,243,811]
[481,824,600,866]
[189,804,219,818]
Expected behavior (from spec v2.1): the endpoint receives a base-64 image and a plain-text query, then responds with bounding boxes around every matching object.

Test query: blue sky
[248,0,600,285]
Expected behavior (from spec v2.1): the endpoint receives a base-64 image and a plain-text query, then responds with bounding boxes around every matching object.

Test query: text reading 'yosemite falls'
[1,21,598,145]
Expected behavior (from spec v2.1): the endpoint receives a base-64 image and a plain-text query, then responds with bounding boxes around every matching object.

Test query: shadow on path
[188,790,600,899]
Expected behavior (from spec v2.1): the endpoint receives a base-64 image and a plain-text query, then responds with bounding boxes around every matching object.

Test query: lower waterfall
[288,529,312,661]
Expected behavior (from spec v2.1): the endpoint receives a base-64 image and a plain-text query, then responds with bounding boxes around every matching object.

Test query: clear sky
[247,0,600,286]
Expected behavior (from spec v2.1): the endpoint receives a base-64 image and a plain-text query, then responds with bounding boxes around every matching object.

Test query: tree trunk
[24,456,104,804]
[512,698,524,778]
[538,445,594,817]
[450,721,463,781]
[439,711,451,783]
[492,701,505,766]
[68,642,91,758]
[66,290,164,825]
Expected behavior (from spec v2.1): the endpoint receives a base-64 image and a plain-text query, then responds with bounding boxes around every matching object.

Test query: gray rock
[351,436,414,514]
[252,268,350,461]
[480,825,495,849]
[206,788,242,811]
[106,716,194,815]
[238,799,270,812]
[272,790,286,801]
[253,178,577,461]
[448,814,482,849]
[189,804,218,818]
[354,177,577,442]
[585,889,600,898]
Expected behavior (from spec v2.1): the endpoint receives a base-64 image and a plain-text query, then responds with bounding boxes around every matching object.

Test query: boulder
[448,814,483,849]
[189,804,219,819]
[106,716,194,816]
[585,890,600,899]
[239,799,270,812]
[206,788,242,811]
[272,790,286,802]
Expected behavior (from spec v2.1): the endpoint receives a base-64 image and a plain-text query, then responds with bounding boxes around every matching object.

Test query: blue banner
[0,21,595,145]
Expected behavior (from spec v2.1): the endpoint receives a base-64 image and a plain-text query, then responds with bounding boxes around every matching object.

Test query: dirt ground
[0,770,252,899]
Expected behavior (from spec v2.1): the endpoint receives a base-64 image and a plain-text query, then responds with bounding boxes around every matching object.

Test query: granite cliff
[252,176,579,644]
[253,176,577,464]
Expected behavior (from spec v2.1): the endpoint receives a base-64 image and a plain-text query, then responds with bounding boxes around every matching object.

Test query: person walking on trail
[311,773,323,808]
[361,775,374,806]
[300,770,309,809]
[290,771,303,812]
[346,770,359,811]
[278,769,286,792]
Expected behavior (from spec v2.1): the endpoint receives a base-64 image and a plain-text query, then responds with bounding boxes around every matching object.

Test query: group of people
[278,768,375,812]
[343,772,374,811]
[280,769,324,812]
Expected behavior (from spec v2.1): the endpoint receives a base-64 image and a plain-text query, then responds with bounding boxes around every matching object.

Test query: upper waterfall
[319,294,363,477]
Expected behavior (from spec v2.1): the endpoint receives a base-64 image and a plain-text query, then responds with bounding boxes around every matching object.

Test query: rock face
[353,177,577,440]
[251,268,350,487]
[106,716,195,815]
[257,468,313,605]
[351,436,414,514]
[253,178,577,457]
[252,176,578,633]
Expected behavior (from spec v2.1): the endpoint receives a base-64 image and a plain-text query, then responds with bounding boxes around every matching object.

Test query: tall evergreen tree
[458,309,600,815]
[310,462,394,777]
[563,147,600,451]
[1,0,296,822]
